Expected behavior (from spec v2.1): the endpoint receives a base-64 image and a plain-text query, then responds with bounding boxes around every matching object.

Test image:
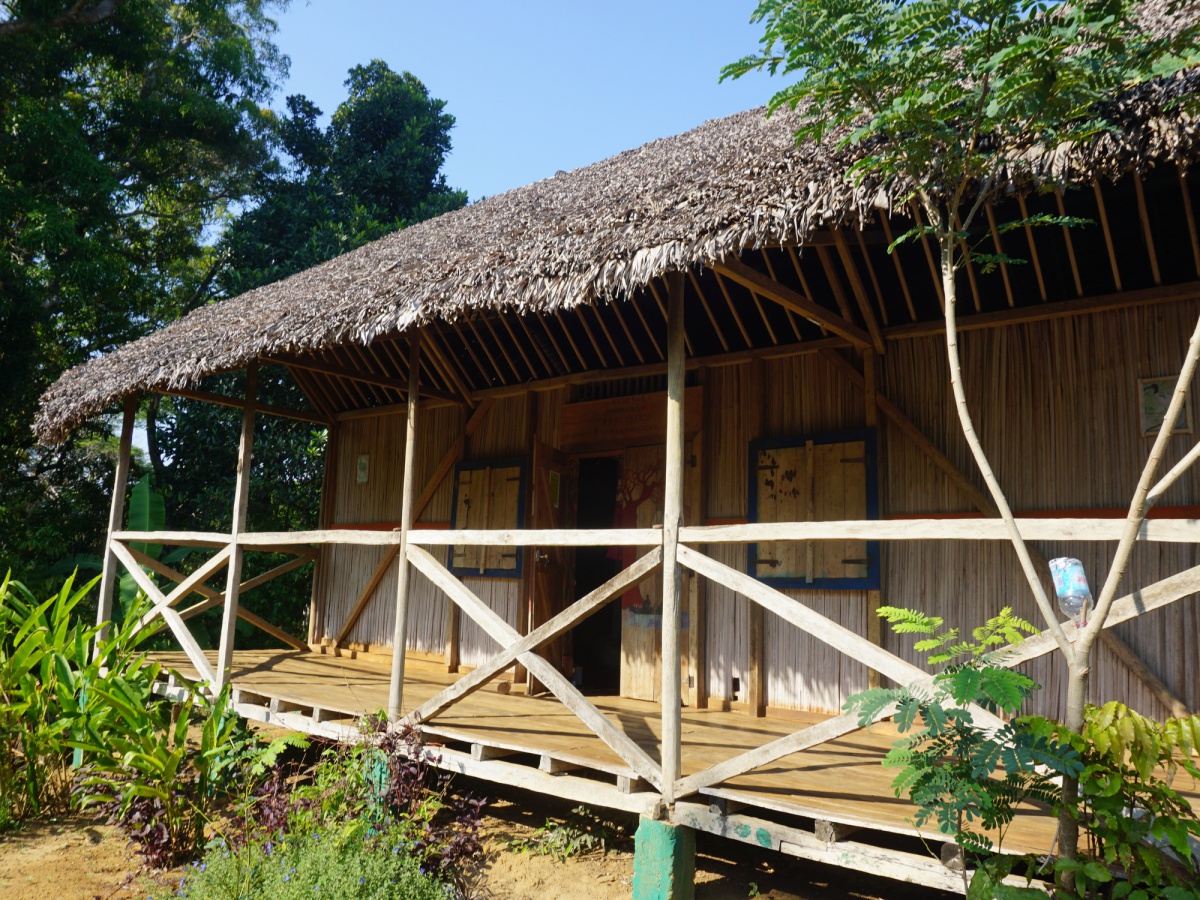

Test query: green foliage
[507,804,627,861]
[0,568,161,825]
[0,0,287,584]
[1026,704,1200,898]
[177,825,449,900]
[846,606,1079,893]
[76,678,308,866]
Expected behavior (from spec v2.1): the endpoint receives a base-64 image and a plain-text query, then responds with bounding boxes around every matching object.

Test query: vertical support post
[308,423,340,644]
[661,272,686,803]
[215,364,259,693]
[388,331,422,720]
[96,394,138,651]
[863,350,883,689]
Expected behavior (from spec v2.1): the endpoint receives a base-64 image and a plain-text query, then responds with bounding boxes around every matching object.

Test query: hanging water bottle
[1049,557,1092,628]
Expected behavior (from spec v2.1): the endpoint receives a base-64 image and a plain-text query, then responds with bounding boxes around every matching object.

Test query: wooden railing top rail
[117,516,1200,549]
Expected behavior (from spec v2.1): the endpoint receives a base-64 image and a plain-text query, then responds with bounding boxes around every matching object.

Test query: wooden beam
[609,300,646,364]
[863,351,883,690]
[662,272,686,802]
[1180,170,1200,277]
[159,387,330,426]
[878,217,918,321]
[984,205,1015,307]
[388,332,422,719]
[713,257,873,350]
[1053,188,1084,296]
[628,294,664,360]
[130,544,233,629]
[405,544,663,788]
[331,544,400,648]
[649,279,694,356]
[588,304,626,367]
[1094,182,1123,291]
[689,270,730,352]
[1134,174,1162,286]
[854,229,889,327]
[264,354,463,405]
[216,365,258,692]
[882,281,1200,342]
[109,541,218,685]
[1015,195,1048,302]
[408,547,662,724]
[831,230,886,354]
[96,395,137,649]
[711,270,752,347]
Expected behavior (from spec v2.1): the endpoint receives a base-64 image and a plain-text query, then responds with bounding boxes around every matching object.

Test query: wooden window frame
[449,456,528,579]
[747,428,880,591]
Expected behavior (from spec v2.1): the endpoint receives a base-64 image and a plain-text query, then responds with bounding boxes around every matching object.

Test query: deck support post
[388,331,422,720]
[632,816,696,900]
[216,364,258,692]
[96,395,138,652]
[661,272,686,804]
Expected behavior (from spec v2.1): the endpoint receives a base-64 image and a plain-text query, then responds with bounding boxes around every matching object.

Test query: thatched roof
[34,51,1200,445]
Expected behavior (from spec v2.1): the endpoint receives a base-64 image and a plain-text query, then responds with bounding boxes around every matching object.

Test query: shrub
[0,569,162,824]
[178,824,450,900]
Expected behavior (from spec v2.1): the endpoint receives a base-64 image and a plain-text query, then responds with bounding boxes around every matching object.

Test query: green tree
[0,0,288,583]
[149,61,467,647]
[725,0,1198,886]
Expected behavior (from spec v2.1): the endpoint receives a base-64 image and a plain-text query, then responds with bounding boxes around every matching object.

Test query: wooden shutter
[451,461,525,577]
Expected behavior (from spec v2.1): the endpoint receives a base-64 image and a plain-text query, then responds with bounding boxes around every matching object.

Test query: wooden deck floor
[152,648,1092,861]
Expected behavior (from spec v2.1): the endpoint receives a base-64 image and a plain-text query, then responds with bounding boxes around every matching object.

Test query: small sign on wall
[1139,376,1192,436]
[356,454,370,484]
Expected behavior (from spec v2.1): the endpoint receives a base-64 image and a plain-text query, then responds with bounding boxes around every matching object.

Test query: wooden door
[527,441,570,684]
[617,442,699,702]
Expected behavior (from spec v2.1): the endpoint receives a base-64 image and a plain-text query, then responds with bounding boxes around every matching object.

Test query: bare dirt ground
[0,784,956,900]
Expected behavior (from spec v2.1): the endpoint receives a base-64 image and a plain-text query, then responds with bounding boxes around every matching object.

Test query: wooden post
[96,395,138,650]
[863,351,883,690]
[388,332,422,720]
[215,364,259,692]
[661,272,686,803]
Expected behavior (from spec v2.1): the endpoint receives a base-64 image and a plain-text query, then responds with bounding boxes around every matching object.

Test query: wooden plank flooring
[152,649,1198,860]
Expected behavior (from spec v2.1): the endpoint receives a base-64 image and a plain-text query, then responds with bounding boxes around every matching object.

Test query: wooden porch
[152,647,1068,892]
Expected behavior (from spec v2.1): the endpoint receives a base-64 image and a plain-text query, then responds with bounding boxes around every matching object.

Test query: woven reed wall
[881,300,1200,720]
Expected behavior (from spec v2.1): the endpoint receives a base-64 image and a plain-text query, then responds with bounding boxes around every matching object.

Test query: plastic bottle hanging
[1049,557,1092,628]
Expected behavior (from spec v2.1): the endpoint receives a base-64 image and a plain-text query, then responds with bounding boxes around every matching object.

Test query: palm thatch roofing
[34,36,1200,445]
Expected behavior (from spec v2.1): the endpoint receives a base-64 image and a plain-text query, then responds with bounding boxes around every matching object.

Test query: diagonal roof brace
[710,257,873,350]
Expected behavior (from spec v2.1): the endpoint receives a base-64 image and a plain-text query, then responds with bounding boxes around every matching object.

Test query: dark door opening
[571,456,622,694]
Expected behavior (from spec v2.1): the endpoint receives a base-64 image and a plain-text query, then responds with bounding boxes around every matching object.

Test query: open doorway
[571,456,622,694]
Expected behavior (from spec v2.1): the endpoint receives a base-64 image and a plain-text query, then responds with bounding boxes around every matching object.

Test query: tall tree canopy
[147,61,467,646]
[0,0,288,581]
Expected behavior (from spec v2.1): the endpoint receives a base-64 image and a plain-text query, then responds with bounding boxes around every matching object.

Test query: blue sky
[271,1,779,200]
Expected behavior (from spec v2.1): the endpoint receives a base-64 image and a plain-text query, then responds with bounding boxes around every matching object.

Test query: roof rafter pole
[429,321,479,396]
[157,386,329,426]
[420,331,476,408]
[661,270,686,805]
[1054,187,1085,296]
[588,304,626,366]
[328,345,380,406]
[529,312,572,373]
[814,245,858,323]
[1134,173,1162,285]
[854,228,889,326]
[465,316,510,385]
[909,202,946,309]
[515,314,556,375]
[481,313,523,382]
[554,310,590,369]
[649,280,694,355]
[1179,169,1200,277]
[1015,194,1049,302]
[1093,182,1123,291]
[953,212,983,313]
[497,312,540,379]
[688,269,730,352]
[983,204,1016,307]
[712,269,756,347]
[608,299,646,364]
[95,394,138,653]
[388,331,422,720]
[878,217,919,320]
[628,293,665,359]
[713,256,873,350]
[215,363,258,693]
[764,249,805,339]
[574,305,611,367]
[266,353,462,405]
[284,364,337,420]
[451,319,495,386]
[831,229,886,354]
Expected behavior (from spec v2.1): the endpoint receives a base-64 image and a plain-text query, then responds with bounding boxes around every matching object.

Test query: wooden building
[35,64,1200,888]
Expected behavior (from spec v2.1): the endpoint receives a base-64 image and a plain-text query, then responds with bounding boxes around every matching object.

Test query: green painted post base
[632,816,696,900]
